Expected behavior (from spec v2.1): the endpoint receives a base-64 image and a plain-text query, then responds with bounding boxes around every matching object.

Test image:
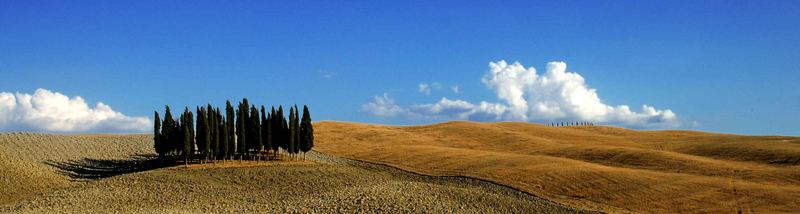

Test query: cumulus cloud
[363,60,681,128]
[361,93,408,117]
[0,88,151,133]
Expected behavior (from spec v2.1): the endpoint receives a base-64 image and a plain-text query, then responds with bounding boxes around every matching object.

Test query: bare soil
[0,133,588,213]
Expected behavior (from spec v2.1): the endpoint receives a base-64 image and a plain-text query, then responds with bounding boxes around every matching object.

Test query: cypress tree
[171,112,182,157]
[187,108,195,160]
[220,120,229,161]
[215,108,223,160]
[182,107,194,164]
[206,104,216,161]
[195,107,203,158]
[275,106,284,155]
[250,105,262,159]
[261,105,272,159]
[269,107,278,157]
[300,105,313,159]
[196,107,206,162]
[226,101,235,160]
[293,106,301,156]
[154,111,163,159]
[162,106,175,157]
[288,106,296,159]
[237,102,247,160]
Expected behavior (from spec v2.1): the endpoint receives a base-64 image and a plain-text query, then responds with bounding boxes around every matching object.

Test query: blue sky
[0,1,798,135]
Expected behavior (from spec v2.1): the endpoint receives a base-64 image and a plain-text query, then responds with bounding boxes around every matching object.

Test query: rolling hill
[0,131,585,213]
[314,121,800,213]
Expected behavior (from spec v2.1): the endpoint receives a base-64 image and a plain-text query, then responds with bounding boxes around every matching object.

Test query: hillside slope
[0,133,152,204]
[314,121,800,213]
[0,132,586,213]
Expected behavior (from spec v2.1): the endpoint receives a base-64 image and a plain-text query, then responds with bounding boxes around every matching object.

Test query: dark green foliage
[206,104,215,161]
[247,105,261,154]
[269,107,279,154]
[152,100,313,163]
[236,101,248,159]
[293,106,301,155]
[181,107,194,163]
[161,106,175,156]
[288,106,296,157]
[261,106,270,158]
[154,111,163,158]
[220,120,229,160]
[276,106,287,153]
[300,105,314,155]
[214,108,223,160]
[226,101,235,160]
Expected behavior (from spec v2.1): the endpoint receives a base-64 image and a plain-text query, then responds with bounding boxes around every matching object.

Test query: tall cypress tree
[226,101,235,160]
[154,111,163,159]
[182,107,194,164]
[186,107,195,159]
[215,108,223,160]
[236,102,247,160]
[207,104,216,161]
[261,105,272,159]
[249,105,262,158]
[196,107,206,161]
[171,112,182,157]
[269,107,278,156]
[300,105,313,159]
[220,120,229,161]
[162,106,175,157]
[288,106,297,158]
[293,105,301,156]
[276,106,286,155]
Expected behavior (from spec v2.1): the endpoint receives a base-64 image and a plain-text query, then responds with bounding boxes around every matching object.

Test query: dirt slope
[314,121,800,213]
[0,132,587,213]
[0,133,152,204]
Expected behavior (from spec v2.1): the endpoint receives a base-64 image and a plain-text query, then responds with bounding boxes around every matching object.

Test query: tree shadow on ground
[45,154,177,181]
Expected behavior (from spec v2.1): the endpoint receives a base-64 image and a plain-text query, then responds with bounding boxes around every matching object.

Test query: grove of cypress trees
[154,101,312,164]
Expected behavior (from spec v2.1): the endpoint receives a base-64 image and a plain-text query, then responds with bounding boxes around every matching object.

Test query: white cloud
[451,85,460,93]
[418,83,431,95]
[0,88,151,133]
[363,60,681,129]
[360,93,408,117]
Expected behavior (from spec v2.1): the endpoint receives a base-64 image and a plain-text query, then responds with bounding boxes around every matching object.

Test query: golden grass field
[314,121,800,213]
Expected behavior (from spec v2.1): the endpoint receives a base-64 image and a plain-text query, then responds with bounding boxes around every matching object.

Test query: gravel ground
[1,150,592,213]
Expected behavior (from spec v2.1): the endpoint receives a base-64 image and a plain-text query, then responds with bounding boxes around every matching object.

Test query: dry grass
[313,121,800,213]
[0,132,584,213]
